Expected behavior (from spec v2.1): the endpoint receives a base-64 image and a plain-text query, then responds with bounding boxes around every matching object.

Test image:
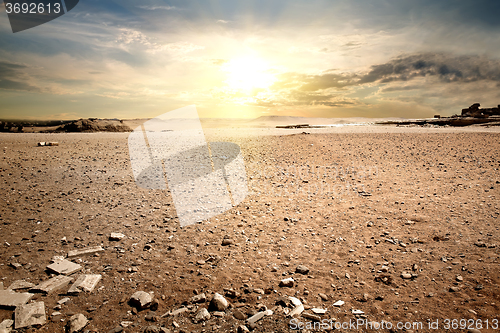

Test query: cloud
[0,61,40,92]
[137,5,175,11]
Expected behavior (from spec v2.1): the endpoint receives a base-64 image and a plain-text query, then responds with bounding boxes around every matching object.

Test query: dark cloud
[0,61,39,92]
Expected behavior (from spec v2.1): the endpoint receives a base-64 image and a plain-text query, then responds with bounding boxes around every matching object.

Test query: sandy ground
[1,125,500,333]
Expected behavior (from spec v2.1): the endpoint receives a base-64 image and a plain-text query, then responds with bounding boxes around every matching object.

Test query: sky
[1,0,500,120]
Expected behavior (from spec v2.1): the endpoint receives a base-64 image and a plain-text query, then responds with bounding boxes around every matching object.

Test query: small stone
[296,265,309,275]
[67,246,104,258]
[145,312,159,322]
[449,286,460,292]
[475,284,483,291]
[352,309,364,315]
[380,266,389,272]
[359,293,370,302]
[15,301,46,329]
[333,300,344,307]
[456,275,463,282]
[289,297,302,307]
[190,293,206,304]
[130,291,153,310]
[237,325,250,333]
[302,313,321,321]
[66,313,88,333]
[9,263,22,269]
[210,293,228,311]
[279,278,294,288]
[58,297,70,305]
[109,233,125,241]
[0,319,14,333]
[46,259,82,275]
[233,309,246,320]
[311,308,327,314]
[318,293,328,301]
[401,273,412,279]
[194,308,210,323]
[221,238,234,246]
[345,273,350,279]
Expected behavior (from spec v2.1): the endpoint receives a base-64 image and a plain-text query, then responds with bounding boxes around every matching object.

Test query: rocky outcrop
[461,103,500,117]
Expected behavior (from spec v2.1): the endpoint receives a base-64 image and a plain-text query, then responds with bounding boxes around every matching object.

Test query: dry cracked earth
[0,130,499,333]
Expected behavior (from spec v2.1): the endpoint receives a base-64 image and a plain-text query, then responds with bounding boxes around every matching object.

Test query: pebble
[333,300,344,307]
[279,278,294,288]
[401,273,412,279]
[296,265,310,275]
[130,291,153,310]
[109,233,125,241]
[191,293,207,304]
[194,308,210,323]
[66,313,88,333]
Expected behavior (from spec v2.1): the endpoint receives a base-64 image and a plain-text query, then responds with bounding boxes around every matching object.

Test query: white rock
[15,302,46,329]
[130,291,153,309]
[288,304,304,317]
[109,233,125,241]
[279,278,294,288]
[333,300,344,307]
[67,313,88,333]
[210,293,228,311]
[194,308,210,322]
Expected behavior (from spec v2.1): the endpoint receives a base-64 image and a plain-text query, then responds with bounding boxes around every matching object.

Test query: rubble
[194,308,210,322]
[209,293,228,311]
[32,275,73,294]
[66,313,88,333]
[0,289,34,308]
[6,280,35,291]
[68,274,101,294]
[130,291,153,310]
[47,259,82,275]
[14,301,46,329]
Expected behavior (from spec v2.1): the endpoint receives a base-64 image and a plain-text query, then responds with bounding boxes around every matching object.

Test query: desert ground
[1,124,500,333]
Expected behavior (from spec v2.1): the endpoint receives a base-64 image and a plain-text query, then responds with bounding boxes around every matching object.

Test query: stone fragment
[237,325,250,333]
[66,313,88,333]
[7,280,35,291]
[333,300,344,307]
[32,275,73,294]
[221,238,234,246]
[401,273,412,279]
[296,265,309,275]
[190,293,206,304]
[14,301,46,329]
[0,319,13,333]
[130,291,153,310]
[449,286,460,292]
[67,246,104,258]
[58,297,70,305]
[9,263,22,270]
[47,259,82,275]
[194,308,210,323]
[68,275,101,294]
[288,304,304,317]
[233,309,246,320]
[279,278,294,288]
[352,309,364,315]
[210,293,228,311]
[456,275,464,282]
[289,297,302,307]
[302,313,321,321]
[318,293,329,301]
[110,233,125,241]
[0,289,34,308]
[311,308,327,314]
[169,307,188,316]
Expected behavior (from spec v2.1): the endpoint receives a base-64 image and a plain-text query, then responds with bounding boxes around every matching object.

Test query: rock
[143,326,160,333]
[289,297,302,307]
[221,238,234,246]
[32,275,73,294]
[7,280,35,291]
[109,233,125,241]
[194,308,210,323]
[318,293,328,301]
[288,304,304,317]
[302,313,321,321]
[359,293,370,302]
[190,293,206,304]
[46,259,82,275]
[279,278,294,288]
[168,307,188,316]
[9,263,22,269]
[66,313,88,333]
[401,273,412,279]
[145,312,159,322]
[352,309,364,315]
[475,284,483,290]
[58,297,70,305]
[468,329,482,333]
[233,309,246,320]
[345,272,350,279]
[333,300,344,307]
[237,325,250,333]
[296,265,309,275]
[67,246,104,258]
[14,301,46,329]
[456,275,463,282]
[449,286,460,292]
[150,299,159,311]
[210,293,228,311]
[0,289,34,308]
[130,291,153,310]
[68,274,101,294]
[311,308,327,314]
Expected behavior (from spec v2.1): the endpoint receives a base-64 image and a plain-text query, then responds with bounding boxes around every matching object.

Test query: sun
[222,57,276,91]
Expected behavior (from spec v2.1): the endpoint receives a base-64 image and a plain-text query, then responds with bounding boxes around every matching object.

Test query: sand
[0,125,499,332]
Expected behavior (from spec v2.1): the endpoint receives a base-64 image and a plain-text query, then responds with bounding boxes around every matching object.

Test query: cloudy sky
[1,0,500,119]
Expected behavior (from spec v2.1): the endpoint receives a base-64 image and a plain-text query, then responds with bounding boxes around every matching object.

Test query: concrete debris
[32,275,73,294]
[0,319,13,333]
[7,280,35,291]
[0,289,34,308]
[130,291,153,310]
[68,274,102,294]
[46,259,82,275]
[66,313,88,333]
[14,301,46,329]
[67,246,104,258]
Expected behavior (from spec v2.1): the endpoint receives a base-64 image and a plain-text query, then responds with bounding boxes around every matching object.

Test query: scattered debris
[68,274,102,294]
[14,301,46,329]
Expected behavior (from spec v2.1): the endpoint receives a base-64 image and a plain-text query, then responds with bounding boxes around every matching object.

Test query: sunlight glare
[222,57,275,90]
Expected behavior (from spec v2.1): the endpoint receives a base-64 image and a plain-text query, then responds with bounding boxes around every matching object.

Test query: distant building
[461,103,500,117]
